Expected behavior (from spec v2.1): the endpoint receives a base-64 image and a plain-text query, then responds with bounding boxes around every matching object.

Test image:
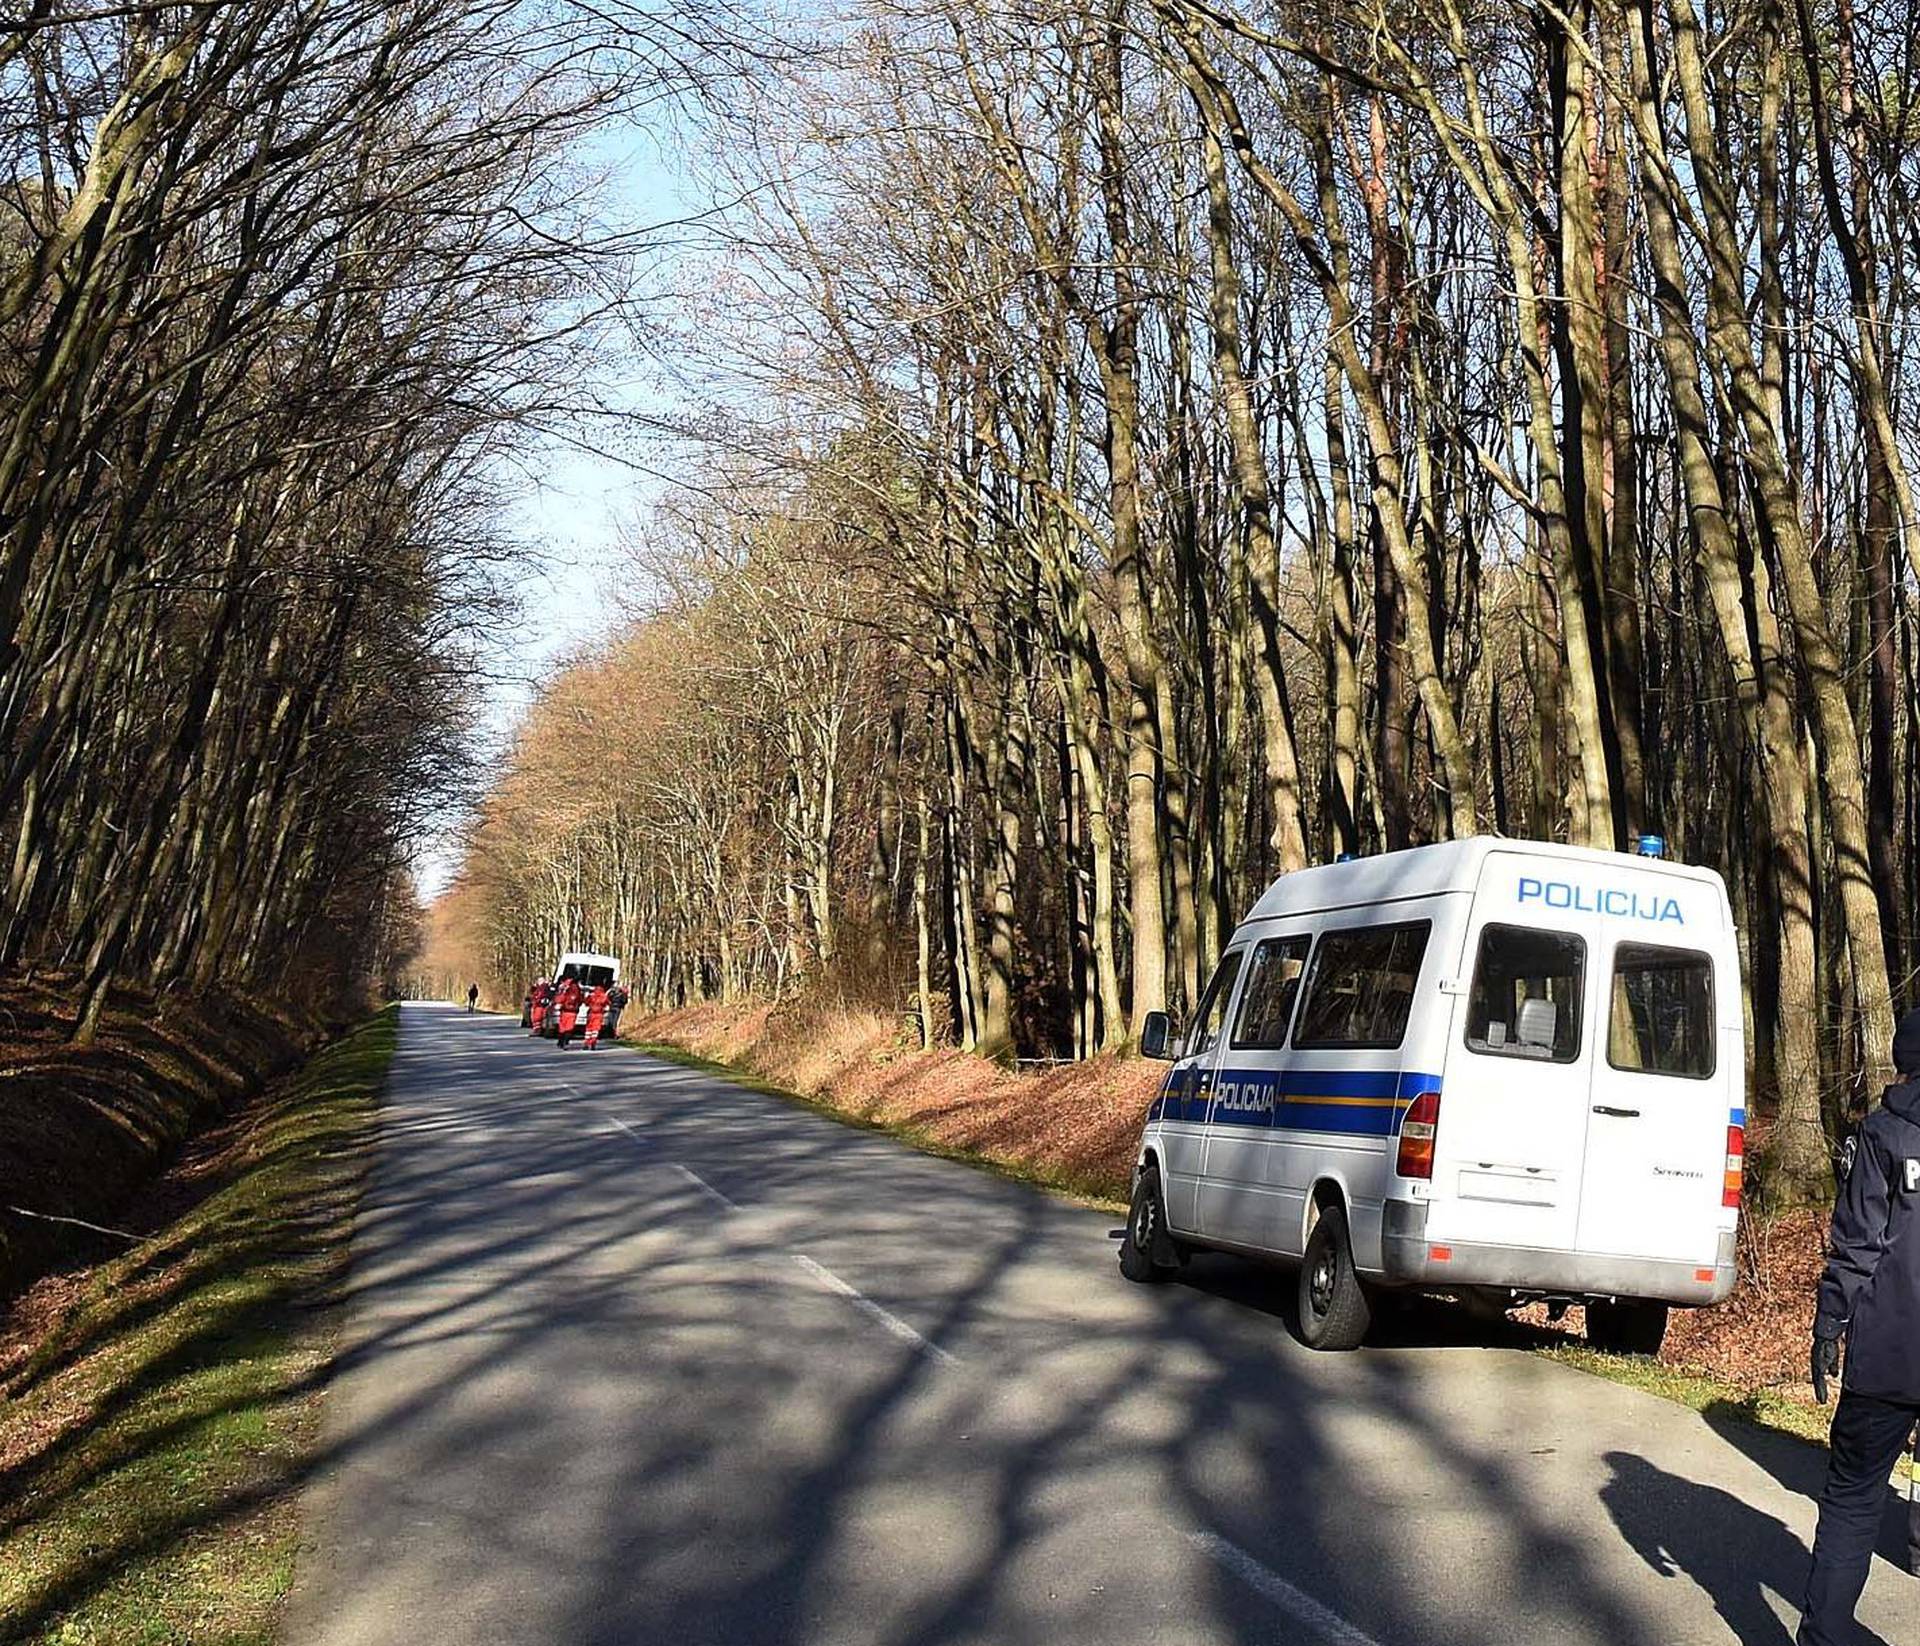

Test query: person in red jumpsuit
[554,976,585,1048]
[583,983,610,1050]
[528,979,552,1035]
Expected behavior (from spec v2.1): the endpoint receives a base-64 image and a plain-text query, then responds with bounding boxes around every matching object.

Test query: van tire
[1119,1167,1176,1283]
[1585,1299,1668,1356]
[1299,1205,1371,1350]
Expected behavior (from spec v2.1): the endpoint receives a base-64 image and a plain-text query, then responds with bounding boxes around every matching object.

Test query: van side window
[1608,944,1715,1078]
[1232,935,1312,1049]
[1464,925,1584,1062]
[1291,922,1431,1051]
[1186,951,1244,1058]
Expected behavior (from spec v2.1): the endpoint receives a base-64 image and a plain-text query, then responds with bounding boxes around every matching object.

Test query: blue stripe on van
[1148,1067,1442,1137]
[1730,1107,1746,1128]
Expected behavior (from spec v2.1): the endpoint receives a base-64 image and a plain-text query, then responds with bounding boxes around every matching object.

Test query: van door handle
[1592,1105,1641,1119]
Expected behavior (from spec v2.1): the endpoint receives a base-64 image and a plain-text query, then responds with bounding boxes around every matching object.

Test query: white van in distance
[1119,837,1743,1353]
[553,950,620,989]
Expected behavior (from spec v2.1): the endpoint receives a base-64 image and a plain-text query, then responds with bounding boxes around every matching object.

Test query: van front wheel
[1585,1299,1668,1356]
[1299,1204,1371,1350]
[1119,1168,1177,1283]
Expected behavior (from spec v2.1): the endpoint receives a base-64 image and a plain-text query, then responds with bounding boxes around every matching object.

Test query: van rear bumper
[1379,1200,1737,1305]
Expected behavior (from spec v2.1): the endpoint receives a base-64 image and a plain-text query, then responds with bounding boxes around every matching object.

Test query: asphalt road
[288,1003,1915,1646]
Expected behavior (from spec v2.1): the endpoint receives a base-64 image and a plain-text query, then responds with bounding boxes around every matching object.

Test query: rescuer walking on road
[1798,1007,1920,1645]
[553,975,585,1049]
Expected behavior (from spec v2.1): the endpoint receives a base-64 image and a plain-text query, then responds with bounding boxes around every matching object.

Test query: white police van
[1119,837,1743,1353]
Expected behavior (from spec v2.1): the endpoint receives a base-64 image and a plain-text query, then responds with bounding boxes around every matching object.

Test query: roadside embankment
[0,973,319,1303]
[629,999,1827,1403]
[627,999,1158,1203]
[0,1005,394,1643]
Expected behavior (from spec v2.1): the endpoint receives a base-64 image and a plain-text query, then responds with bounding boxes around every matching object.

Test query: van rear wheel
[1585,1299,1668,1356]
[1299,1204,1371,1351]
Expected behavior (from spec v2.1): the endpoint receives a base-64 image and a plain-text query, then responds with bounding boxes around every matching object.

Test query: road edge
[621,1037,1129,1213]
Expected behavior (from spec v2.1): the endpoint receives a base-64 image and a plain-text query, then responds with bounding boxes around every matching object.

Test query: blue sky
[416,113,704,898]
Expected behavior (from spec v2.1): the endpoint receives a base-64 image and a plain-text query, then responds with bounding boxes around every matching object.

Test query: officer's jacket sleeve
[1815,1120,1895,1339]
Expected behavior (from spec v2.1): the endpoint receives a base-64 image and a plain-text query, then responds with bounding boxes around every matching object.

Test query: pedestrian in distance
[466,982,479,1013]
[1798,1006,1920,1645]
[529,978,552,1035]
[583,982,609,1050]
[553,975,585,1049]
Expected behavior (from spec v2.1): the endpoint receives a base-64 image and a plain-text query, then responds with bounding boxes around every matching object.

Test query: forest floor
[626,999,1833,1429]
[0,1006,394,1645]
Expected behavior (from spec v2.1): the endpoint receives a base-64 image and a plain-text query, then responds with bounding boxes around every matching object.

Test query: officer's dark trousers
[1797,1388,1920,1645]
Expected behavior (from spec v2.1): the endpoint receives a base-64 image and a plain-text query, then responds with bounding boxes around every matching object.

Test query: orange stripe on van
[1278,1094,1414,1109]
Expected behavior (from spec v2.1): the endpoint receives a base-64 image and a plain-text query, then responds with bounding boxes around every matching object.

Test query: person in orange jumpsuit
[528,979,552,1035]
[554,976,585,1048]
[583,983,610,1050]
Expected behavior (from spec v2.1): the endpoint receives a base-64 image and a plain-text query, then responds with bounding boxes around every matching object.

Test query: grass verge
[626,1039,1129,1212]
[0,1005,396,1645]
[1542,1343,1832,1445]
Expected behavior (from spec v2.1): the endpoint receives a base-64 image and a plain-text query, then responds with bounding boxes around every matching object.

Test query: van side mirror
[1140,1010,1178,1061]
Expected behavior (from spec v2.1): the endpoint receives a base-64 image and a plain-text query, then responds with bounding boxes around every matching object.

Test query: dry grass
[628,998,1160,1202]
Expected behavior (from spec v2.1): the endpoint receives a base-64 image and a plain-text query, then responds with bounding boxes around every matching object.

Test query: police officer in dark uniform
[1798,1007,1920,1644]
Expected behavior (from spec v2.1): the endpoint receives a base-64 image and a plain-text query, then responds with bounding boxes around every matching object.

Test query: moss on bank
[0,1006,394,1644]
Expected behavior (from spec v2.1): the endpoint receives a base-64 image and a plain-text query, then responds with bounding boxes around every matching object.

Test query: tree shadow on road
[276,1029,1909,1646]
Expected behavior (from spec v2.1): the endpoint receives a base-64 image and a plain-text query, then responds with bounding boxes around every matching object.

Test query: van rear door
[1573,934,1737,1267]
[1427,852,1599,1254]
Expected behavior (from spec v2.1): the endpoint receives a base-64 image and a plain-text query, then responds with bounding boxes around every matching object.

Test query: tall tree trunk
[1660,0,1895,1097]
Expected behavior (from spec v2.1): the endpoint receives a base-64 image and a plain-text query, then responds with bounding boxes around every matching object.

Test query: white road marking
[603,1115,647,1146]
[790,1253,957,1367]
[674,1163,740,1214]
[1187,1531,1387,1646]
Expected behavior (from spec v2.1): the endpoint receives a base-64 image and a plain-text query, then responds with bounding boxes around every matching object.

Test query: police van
[1119,837,1743,1353]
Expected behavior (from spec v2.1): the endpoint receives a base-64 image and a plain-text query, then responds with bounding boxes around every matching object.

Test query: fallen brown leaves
[630,999,1157,1200]
[1663,1208,1827,1390]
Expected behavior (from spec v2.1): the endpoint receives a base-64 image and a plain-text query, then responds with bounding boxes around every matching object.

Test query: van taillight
[1397,1091,1441,1180]
[1723,1125,1744,1208]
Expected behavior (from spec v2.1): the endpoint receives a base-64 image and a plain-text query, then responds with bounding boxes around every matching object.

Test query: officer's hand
[1811,1333,1840,1404]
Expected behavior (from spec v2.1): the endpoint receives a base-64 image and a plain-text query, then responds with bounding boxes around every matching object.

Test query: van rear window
[1608,944,1715,1079]
[1465,925,1584,1062]
[1291,922,1431,1051]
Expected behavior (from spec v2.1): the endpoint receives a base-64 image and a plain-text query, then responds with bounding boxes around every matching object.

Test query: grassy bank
[0,1005,395,1645]
[625,999,1155,1206]
[631,1038,1131,1209]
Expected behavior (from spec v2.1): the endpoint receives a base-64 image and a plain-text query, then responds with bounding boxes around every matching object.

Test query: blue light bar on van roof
[1635,834,1667,859]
